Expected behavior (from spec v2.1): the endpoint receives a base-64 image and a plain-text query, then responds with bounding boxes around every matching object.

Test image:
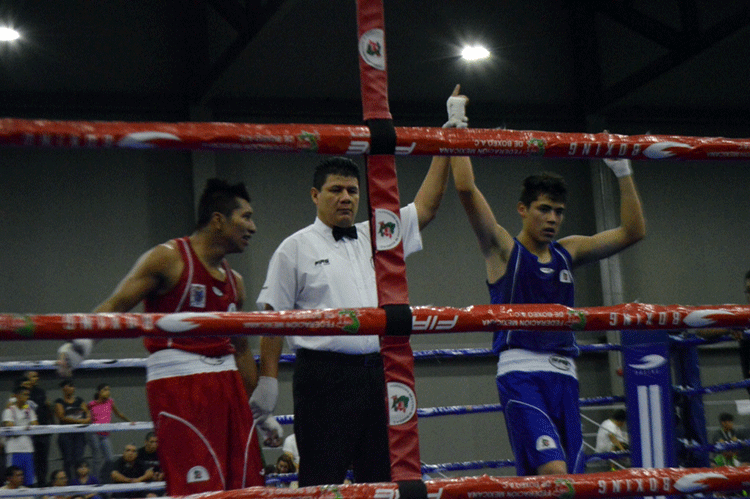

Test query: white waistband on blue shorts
[146,349,237,382]
[497,348,577,379]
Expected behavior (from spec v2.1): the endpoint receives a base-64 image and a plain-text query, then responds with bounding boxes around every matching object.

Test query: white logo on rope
[375,488,444,499]
[156,312,220,333]
[345,141,417,155]
[683,309,734,327]
[412,315,458,331]
[674,472,728,493]
[643,141,693,159]
[117,132,181,149]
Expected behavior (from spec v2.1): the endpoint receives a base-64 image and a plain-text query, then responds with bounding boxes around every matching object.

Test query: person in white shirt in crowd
[595,409,629,453]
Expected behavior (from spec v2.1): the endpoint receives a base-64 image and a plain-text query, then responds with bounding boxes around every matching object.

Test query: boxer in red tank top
[58,179,282,494]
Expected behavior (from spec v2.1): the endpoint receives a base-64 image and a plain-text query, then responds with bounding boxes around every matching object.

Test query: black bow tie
[332,225,358,241]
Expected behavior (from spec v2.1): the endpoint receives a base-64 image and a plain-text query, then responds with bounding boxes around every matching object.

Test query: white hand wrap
[249,376,278,423]
[57,339,94,375]
[443,95,469,128]
[603,158,633,178]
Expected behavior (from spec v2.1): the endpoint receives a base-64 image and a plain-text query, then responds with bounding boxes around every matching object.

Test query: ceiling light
[0,27,20,42]
[461,45,490,61]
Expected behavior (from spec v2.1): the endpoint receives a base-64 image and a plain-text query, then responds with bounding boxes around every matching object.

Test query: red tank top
[144,237,238,356]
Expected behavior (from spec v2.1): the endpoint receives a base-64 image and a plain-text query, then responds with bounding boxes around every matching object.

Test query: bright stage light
[461,45,490,61]
[0,26,20,42]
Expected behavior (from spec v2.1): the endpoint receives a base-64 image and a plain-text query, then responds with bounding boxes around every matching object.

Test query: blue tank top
[488,239,578,356]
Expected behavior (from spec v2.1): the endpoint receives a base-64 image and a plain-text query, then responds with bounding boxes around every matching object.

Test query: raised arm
[561,158,646,266]
[414,156,450,230]
[451,157,515,283]
[413,84,464,231]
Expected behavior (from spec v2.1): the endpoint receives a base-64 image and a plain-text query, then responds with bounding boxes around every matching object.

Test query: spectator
[54,380,90,481]
[110,444,153,498]
[69,461,102,499]
[274,454,297,488]
[282,434,299,470]
[87,384,131,481]
[1,466,34,499]
[710,412,746,467]
[595,409,629,453]
[45,469,80,499]
[2,382,38,486]
[136,433,163,482]
[24,371,53,486]
[712,413,740,445]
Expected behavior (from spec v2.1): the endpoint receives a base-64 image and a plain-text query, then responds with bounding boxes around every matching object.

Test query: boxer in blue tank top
[447,91,646,476]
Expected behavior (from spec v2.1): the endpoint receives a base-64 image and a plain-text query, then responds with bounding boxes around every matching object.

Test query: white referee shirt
[257,203,422,354]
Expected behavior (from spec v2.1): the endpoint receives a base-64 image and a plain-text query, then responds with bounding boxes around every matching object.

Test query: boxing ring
[3,0,750,497]
[3,306,750,498]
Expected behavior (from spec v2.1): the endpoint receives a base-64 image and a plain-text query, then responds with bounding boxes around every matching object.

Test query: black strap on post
[367,118,397,155]
[384,303,413,336]
[398,479,428,499]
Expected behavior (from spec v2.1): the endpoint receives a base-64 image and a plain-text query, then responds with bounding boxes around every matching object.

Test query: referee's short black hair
[313,157,360,190]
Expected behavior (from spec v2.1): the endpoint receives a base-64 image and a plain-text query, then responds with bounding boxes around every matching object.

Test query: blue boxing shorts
[496,349,585,476]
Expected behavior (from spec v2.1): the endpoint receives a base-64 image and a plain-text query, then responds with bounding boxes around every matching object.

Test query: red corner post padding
[356,0,422,483]
[355,0,391,121]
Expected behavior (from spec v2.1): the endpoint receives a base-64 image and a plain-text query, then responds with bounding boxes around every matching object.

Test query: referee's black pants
[293,348,392,486]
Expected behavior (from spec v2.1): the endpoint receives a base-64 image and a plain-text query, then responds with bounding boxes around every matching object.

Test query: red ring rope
[1,303,748,341]
[2,118,750,159]
[106,467,748,499]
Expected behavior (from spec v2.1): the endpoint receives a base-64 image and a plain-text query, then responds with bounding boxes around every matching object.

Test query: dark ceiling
[1,0,749,131]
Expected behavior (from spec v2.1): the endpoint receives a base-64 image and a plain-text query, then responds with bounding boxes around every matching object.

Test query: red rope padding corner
[1,303,748,341]
[357,0,421,482]
[3,118,750,159]
[160,467,750,499]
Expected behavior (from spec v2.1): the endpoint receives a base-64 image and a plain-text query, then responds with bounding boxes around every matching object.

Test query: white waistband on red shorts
[146,349,237,382]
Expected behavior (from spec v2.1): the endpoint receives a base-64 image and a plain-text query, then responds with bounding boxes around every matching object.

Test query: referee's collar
[313,217,359,240]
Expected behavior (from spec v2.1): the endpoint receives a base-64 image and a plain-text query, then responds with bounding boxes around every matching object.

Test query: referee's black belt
[296,348,382,367]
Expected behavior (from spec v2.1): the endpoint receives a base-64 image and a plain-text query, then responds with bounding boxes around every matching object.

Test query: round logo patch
[549,355,572,371]
[387,382,416,426]
[374,208,402,251]
[187,465,209,483]
[358,29,386,70]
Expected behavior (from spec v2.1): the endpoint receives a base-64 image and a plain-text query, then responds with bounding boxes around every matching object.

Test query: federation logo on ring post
[387,382,416,425]
[374,209,402,250]
[358,29,386,70]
